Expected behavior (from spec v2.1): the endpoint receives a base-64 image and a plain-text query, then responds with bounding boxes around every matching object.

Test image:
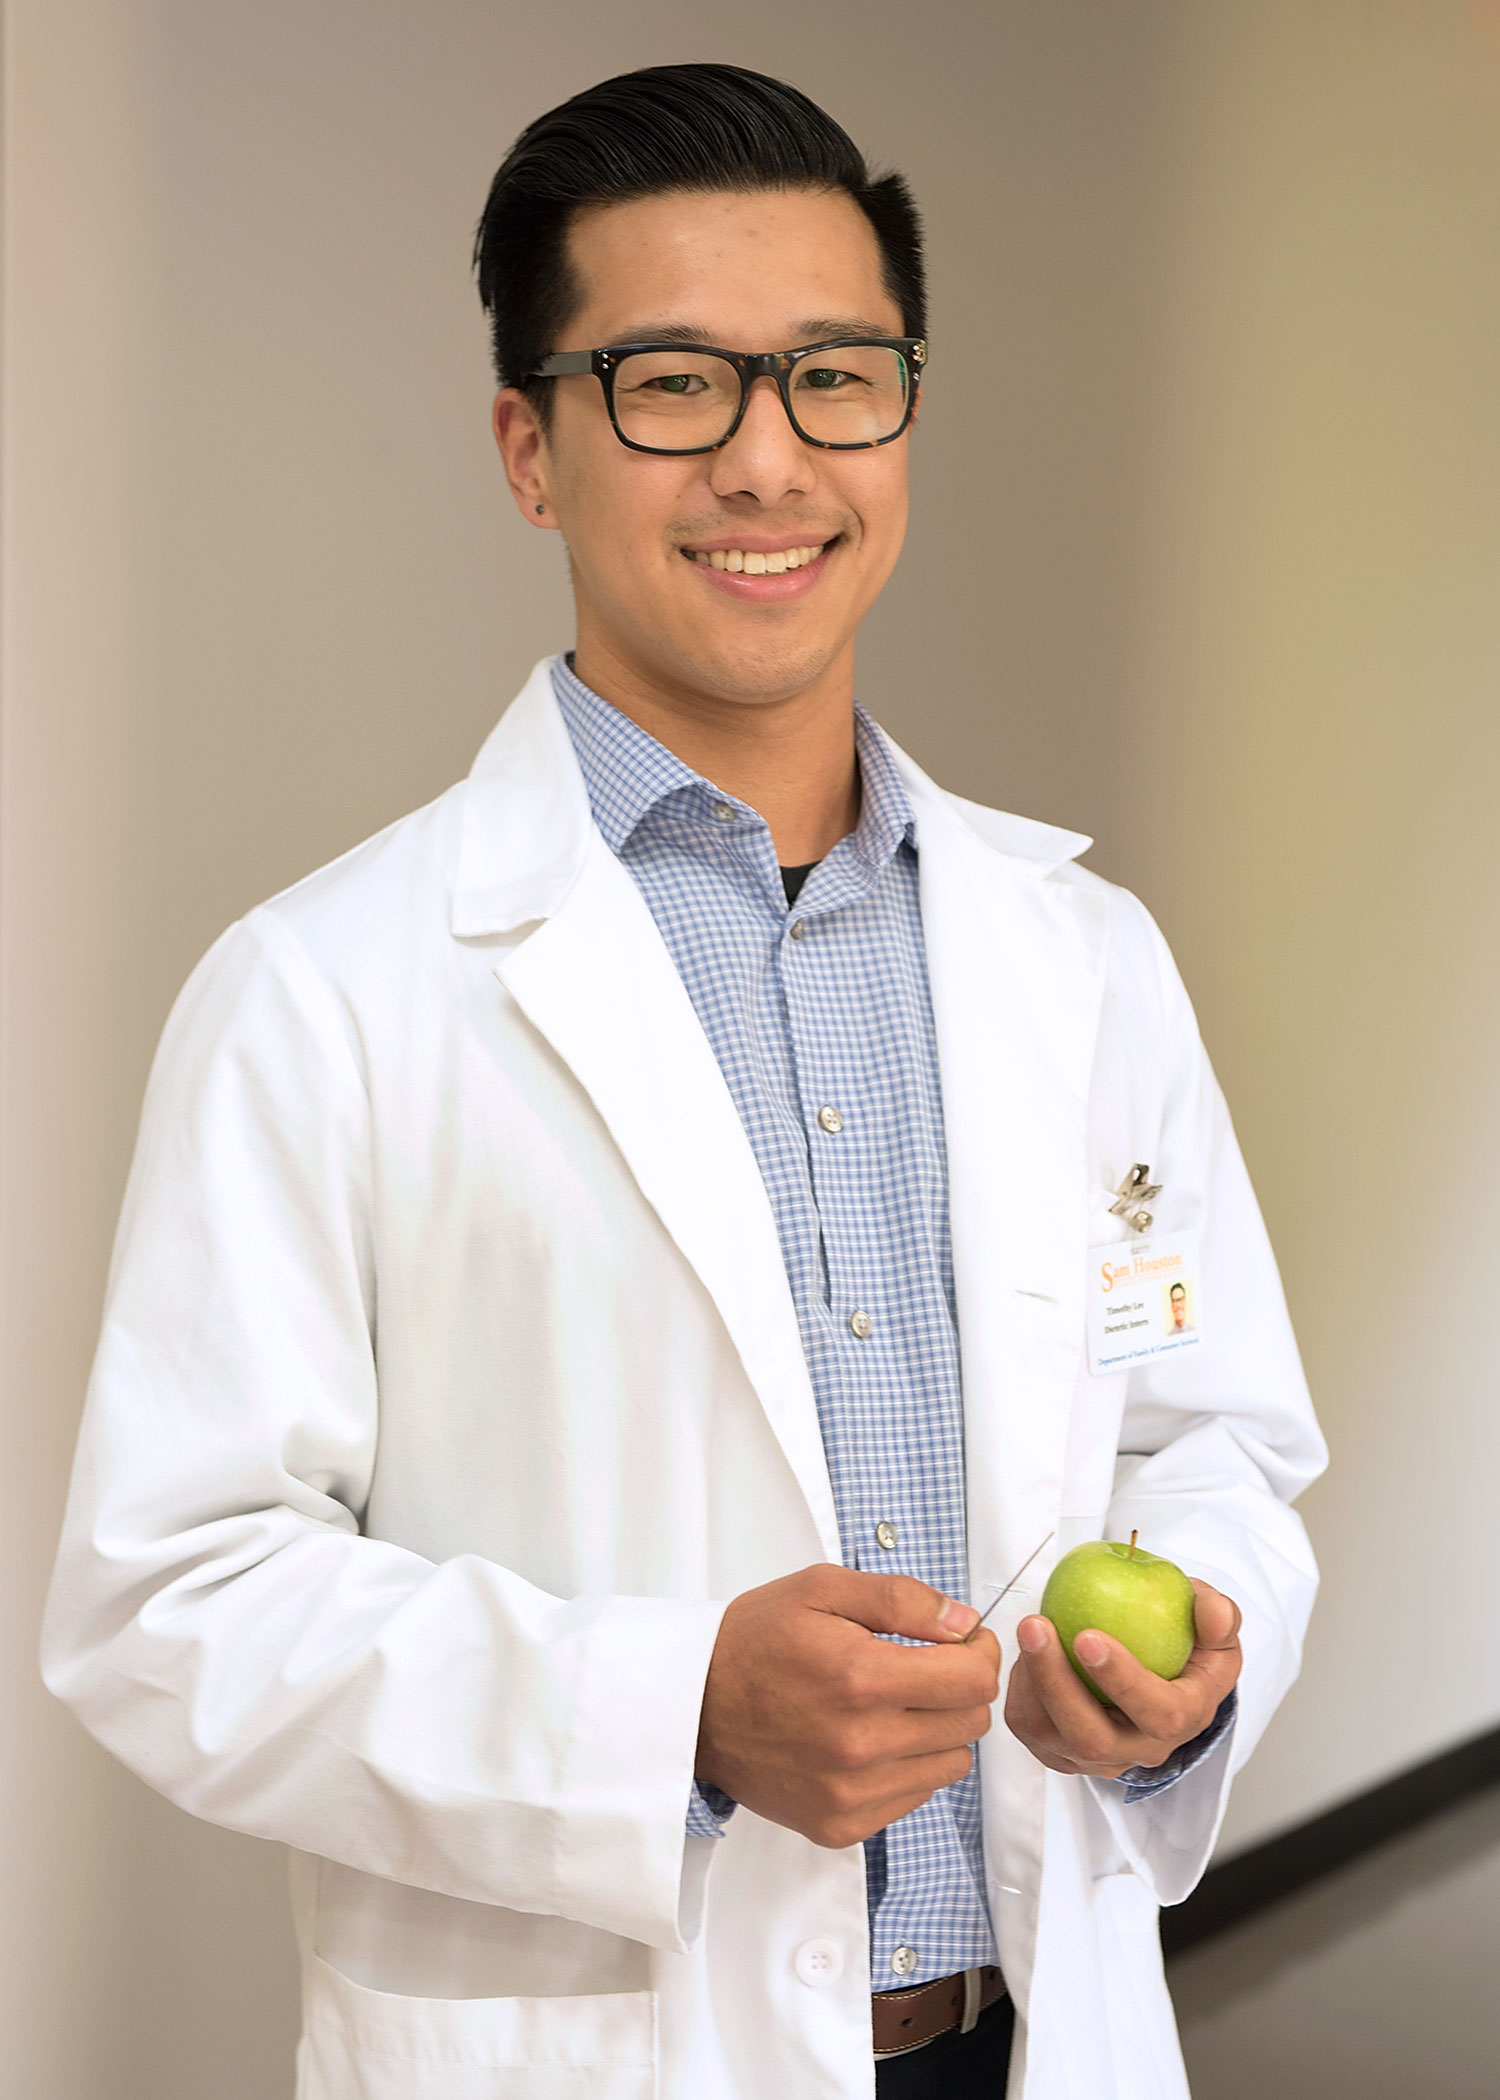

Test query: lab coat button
[890,1945,919,1977]
[875,1520,898,1550]
[794,1937,844,1988]
[818,1104,844,1133]
[848,1309,873,1339]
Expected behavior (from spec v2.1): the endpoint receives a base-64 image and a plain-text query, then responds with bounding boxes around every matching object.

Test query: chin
[681,629,849,704]
[697,659,840,707]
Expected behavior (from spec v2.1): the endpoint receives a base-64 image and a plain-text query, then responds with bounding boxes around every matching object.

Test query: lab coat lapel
[456,664,841,1562]
[891,753,1107,1987]
[892,755,1109,1607]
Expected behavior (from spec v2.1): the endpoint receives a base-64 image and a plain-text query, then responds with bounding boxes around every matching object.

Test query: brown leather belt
[871,1964,1007,2057]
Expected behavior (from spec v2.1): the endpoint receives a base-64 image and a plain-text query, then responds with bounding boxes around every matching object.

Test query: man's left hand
[1004,1579,1242,1778]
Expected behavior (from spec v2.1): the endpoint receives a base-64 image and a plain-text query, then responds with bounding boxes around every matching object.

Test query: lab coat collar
[451,659,597,936]
[451,657,1093,935]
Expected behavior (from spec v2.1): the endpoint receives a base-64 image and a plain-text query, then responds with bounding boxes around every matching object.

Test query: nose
[706,373,816,506]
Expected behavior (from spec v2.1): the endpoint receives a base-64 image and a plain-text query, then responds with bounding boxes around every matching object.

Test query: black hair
[1169,1282,1187,1298]
[473,64,925,420]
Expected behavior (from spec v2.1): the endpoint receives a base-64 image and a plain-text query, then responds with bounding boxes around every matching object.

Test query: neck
[569,634,861,866]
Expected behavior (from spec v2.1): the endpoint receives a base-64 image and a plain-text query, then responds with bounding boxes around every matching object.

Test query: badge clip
[1109,1163,1162,1237]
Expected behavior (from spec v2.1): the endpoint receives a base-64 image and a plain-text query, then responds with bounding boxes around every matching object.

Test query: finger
[855,1701,996,1765]
[1013,1616,1146,1761]
[1003,1647,1134,1777]
[1012,1616,1214,1771]
[814,1785,945,1850]
[857,1626,1002,1712]
[1069,1629,1220,1744]
[821,1744,979,1836]
[1190,1579,1242,1651]
[1082,1581,1242,1731]
[1003,1651,1060,1753]
[810,1565,981,1644]
[876,1743,978,1802]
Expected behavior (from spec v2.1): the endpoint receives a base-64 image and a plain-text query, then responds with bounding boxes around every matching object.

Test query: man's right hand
[694,1564,1001,1851]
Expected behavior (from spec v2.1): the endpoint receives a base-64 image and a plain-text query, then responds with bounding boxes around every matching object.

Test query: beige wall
[1116,1,1500,1848]
[4,3,1498,2092]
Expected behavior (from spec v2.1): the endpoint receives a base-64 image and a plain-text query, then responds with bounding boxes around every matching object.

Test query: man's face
[497,187,913,711]
[1170,1287,1187,1330]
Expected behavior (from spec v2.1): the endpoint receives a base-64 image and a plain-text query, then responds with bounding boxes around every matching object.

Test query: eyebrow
[605,316,900,347]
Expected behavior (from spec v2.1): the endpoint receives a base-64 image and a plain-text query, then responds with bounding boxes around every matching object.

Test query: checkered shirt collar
[550,654,917,875]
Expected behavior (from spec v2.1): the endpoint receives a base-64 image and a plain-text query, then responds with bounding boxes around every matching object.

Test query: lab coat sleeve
[1084,899,1327,1905]
[40,911,726,1954]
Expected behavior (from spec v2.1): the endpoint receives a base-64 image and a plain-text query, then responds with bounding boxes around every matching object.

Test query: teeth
[689,542,827,574]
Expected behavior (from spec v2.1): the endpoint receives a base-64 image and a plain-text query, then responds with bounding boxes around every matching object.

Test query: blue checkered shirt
[551,656,1232,1988]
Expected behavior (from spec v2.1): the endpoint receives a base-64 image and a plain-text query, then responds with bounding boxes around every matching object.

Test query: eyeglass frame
[526,336,927,456]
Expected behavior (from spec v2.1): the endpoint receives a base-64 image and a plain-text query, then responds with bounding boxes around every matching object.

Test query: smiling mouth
[680,539,834,575]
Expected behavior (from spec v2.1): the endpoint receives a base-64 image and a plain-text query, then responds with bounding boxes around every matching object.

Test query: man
[42,64,1324,2100]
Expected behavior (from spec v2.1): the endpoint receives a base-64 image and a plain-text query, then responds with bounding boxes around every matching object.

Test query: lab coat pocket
[297,1951,658,2100]
[1090,1872,1190,2100]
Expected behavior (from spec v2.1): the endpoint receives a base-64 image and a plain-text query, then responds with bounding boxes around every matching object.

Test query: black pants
[874,1992,1015,2098]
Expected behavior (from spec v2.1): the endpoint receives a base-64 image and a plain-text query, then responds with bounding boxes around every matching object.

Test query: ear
[491,389,560,529]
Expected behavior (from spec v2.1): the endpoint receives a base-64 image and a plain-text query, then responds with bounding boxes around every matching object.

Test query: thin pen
[961,1531,1055,1643]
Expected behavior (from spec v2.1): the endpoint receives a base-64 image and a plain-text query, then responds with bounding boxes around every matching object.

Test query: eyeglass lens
[610,346,912,450]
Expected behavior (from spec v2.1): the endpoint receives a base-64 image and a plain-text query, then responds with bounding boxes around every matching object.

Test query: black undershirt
[780,863,818,905]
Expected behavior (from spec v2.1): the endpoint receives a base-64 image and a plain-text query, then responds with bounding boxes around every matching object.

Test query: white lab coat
[42,659,1325,2100]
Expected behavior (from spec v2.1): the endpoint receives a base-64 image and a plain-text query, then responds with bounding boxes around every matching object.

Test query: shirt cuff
[1109,1688,1238,1805]
[686,1778,737,1839]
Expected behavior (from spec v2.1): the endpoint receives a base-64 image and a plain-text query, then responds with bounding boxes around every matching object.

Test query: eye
[636,371,708,396]
[798,364,858,392]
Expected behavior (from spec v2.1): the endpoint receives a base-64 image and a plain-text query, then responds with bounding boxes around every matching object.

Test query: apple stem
[1129,1530,1138,1560]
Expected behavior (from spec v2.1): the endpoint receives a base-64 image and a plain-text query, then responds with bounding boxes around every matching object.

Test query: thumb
[1191,1579,1242,1651]
[816,1567,979,1643]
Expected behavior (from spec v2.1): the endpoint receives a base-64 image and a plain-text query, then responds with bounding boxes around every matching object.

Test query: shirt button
[875,1520,898,1551]
[848,1309,873,1339]
[818,1104,844,1134]
[788,919,806,940]
[712,802,736,823]
[794,1937,844,1988]
[890,1945,919,1978]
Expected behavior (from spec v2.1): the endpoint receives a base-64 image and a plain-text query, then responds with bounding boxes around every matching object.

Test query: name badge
[1086,1233,1204,1375]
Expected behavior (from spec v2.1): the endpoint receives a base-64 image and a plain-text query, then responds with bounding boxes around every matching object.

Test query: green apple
[1040,1533,1197,1706]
